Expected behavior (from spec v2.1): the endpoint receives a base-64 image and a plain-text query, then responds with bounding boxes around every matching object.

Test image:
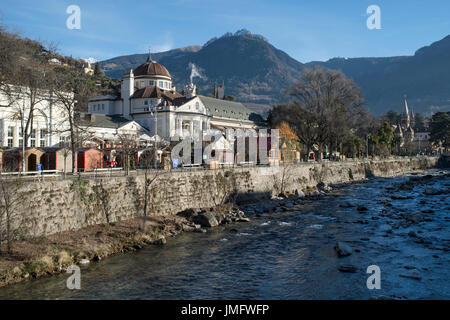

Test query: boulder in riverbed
[334,241,353,257]
[295,189,305,197]
[339,201,354,208]
[399,270,422,281]
[177,208,198,219]
[424,188,444,196]
[193,212,219,228]
[357,205,368,212]
[338,265,358,273]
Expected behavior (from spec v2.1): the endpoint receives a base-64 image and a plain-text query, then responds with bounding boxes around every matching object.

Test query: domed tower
[121,50,176,119]
[132,50,174,91]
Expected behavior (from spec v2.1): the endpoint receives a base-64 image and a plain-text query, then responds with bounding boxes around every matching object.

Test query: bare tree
[116,132,141,176]
[0,176,23,254]
[269,67,366,161]
[273,163,295,196]
[142,160,161,217]
[51,71,95,173]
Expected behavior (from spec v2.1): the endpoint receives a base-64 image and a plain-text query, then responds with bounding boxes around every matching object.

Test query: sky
[1,0,449,63]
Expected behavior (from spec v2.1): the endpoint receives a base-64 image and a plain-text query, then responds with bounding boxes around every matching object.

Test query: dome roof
[133,60,171,79]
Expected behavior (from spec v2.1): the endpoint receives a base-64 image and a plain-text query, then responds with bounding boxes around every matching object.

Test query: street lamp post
[21,100,26,174]
[150,108,158,169]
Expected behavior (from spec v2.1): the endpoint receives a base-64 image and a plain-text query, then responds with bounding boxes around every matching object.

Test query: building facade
[88,53,263,141]
[0,85,71,149]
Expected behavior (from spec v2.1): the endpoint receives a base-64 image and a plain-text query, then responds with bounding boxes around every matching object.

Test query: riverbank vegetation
[268,68,448,160]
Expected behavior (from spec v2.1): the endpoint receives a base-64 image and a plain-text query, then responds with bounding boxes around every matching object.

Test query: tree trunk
[70,117,76,174]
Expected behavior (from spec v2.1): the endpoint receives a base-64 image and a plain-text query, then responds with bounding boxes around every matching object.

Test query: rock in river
[193,212,219,228]
[357,205,368,212]
[153,235,167,245]
[295,189,305,198]
[399,270,422,281]
[339,201,354,208]
[338,265,358,273]
[334,241,353,257]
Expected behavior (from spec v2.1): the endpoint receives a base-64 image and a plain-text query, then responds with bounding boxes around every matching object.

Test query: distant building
[395,95,415,145]
[394,95,432,153]
[213,82,225,100]
[48,58,61,66]
[83,62,94,76]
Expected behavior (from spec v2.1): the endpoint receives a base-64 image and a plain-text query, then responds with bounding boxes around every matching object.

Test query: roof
[131,86,185,106]
[78,113,132,129]
[133,61,171,78]
[132,86,163,99]
[89,95,119,102]
[40,147,71,153]
[197,95,264,123]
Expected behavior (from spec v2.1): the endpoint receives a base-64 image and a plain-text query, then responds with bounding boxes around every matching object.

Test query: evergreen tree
[430,112,450,150]
[94,62,104,77]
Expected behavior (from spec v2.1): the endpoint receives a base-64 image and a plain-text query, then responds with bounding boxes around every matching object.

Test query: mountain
[100,30,304,113]
[101,45,202,79]
[307,35,450,116]
[100,30,450,116]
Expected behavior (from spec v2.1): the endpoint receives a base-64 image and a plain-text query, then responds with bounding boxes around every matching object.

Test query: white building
[77,113,153,148]
[88,53,263,141]
[0,85,71,149]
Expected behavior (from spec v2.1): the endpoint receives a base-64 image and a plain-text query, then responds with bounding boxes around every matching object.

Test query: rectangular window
[159,81,163,87]
[40,129,46,147]
[7,126,14,147]
[30,129,36,147]
[18,129,23,147]
[144,100,148,105]
[102,104,105,110]
[59,136,65,147]
[7,126,14,137]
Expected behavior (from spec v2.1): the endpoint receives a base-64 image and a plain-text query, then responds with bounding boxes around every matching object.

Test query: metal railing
[0,155,438,182]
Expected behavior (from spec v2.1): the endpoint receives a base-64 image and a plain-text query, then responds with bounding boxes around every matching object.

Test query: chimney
[185,83,197,99]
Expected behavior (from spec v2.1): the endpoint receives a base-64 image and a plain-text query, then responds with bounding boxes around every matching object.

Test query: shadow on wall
[364,167,375,178]
[235,191,272,204]
[437,154,450,168]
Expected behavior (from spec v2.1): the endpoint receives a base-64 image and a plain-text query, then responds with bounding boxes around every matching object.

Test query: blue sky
[1,0,449,62]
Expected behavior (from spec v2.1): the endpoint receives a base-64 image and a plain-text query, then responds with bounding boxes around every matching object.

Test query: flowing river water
[0,170,449,300]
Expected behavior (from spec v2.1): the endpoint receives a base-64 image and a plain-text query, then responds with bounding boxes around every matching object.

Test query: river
[0,170,448,299]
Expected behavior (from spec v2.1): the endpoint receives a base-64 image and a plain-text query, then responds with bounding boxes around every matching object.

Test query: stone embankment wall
[1,157,439,239]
